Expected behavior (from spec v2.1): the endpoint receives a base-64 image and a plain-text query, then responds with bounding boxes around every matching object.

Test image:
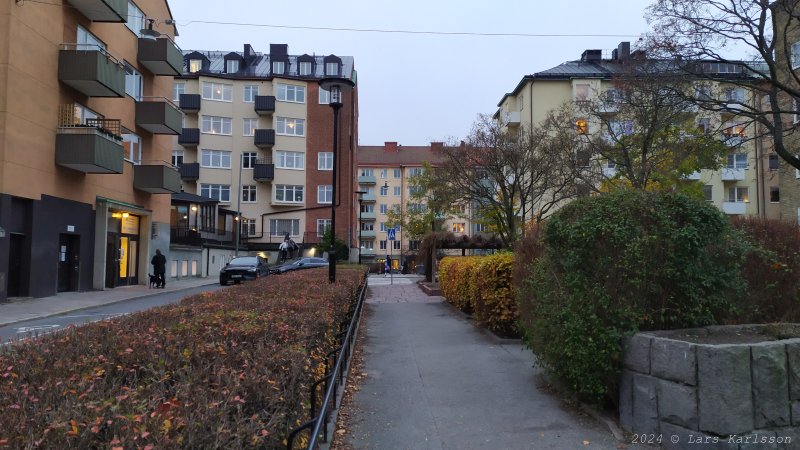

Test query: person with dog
[151,249,166,288]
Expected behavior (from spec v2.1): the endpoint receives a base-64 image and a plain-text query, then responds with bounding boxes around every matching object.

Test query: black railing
[178,128,200,146]
[170,227,236,246]
[178,162,199,180]
[254,95,276,114]
[254,129,275,147]
[253,160,274,181]
[178,94,201,111]
[286,277,368,450]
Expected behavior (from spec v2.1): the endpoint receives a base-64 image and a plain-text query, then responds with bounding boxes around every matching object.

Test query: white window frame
[201,116,232,135]
[319,88,330,104]
[188,59,202,73]
[393,168,401,178]
[360,168,373,177]
[243,118,257,137]
[361,203,374,213]
[77,25,105,51]
[124,63,143,101]
[379,222,387,232]
[318,152,333,171]
[770,186,780,204]
[317,185,333,204]
[243,85,259,103]
[393,186,401,196]
[275,185,304,203]
[362,240,375,250]
[379,186,388,196]
[299,61,313,76]
[242,152,257,169]
[241,185,257,203]
[393,241,401,250]
[272,61,285,74]
[727,186,750,203]
[172,150,184,166]
[380,169,388,179]
[276,117,305,136]
[125,1,145,37]
[226,59,239,73]
[122,133,141,164]
[726,153,748,169]
[325,62,339,76]
[276,83,306,103]
[276,151,305,170]
[379,240,387,250]
[702,185,713,202]
[200,149,232,169]
[270,219,300,236]
[172,82,185,102]
[792,41,800,69]
[200,184,231,203]
[241,218,256,236]
[317,219,332,236]
[202,82,232,102]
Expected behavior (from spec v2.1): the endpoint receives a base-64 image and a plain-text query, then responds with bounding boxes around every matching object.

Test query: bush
[517,190,747,404]
[473,253,518,337]
[438,256,481,313]
[731,216,800,322]
[0,267,365,449]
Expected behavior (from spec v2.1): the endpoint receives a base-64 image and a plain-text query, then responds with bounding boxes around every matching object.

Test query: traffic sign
[387,228,396,241]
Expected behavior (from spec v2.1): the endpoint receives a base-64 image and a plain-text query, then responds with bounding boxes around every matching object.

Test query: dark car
[269,257,329,274]
[220,256,269,285]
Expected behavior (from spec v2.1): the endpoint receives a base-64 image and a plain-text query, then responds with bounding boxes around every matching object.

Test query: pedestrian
[385,256,391,277]
[151,249,166,288]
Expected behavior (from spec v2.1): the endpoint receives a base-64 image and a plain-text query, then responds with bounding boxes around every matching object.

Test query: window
[272,61,285,74]
[299,61,313,76]
[379,222,387,232]
[124,63,142,101]
[609,120,634,137]
[474,223,487,233]
[318,185,333,204]
[243,118,257,136]
[702,185,713,202]
[122,133,141,163]
[241,219,256,236]
[125,1,145,36]
[409,241,420,251]
[172,82,185,102]
[792,41,800,69]
[242,185,257,203]
[393,241,401,250]
[200,184,230,202]
[794,99,799,125]
[188,59,202,73]
[70,103,99,125]
[326,62,339,75]
[317,219,331,236]
[409,186,424,196]
[728,187,749,203]
[379,204,388,214]
[277,83,306,103]
[576,118,588,134]
[200,150,232,168]
[201,116,232,135]
[362,240,375,250]
[318,152,333,170]
[770,187,780,203]
[726,153,748,169]
[380,186,389,196]
[276,151,305,169]
[319,88,330,104]
[452,223,466,233]
[275,185,304,203]
[698,118,711,134]
[408,168,424,177]
[77,25,104,50]
[393,186,401,196]
[226,60,239,73]
[393,169,401,178]
[380,169,387,179]
[360,168,373,177]
[243,85,259,103]
[360,203,374,213]
[379,240,387,250]
[270,219,299,236]
[202,82,232,102]
[277,117,305,136]
[172,150,184,166]
[408,203,426,213]
[725,88,745,104]
[364,186,374,195]
[242,152,257,169]
[769,154,780,170]
[575,84,590,101]
[361,222,374,232]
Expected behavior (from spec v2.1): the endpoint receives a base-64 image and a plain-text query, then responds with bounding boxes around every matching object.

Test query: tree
[315,228,348,261]
[385,162,454,241]
[646,0,800,170]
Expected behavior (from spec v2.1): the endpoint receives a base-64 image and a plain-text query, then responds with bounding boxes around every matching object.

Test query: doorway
[105,234,120,289]
[57,234,80,292]
[7,233,24,297]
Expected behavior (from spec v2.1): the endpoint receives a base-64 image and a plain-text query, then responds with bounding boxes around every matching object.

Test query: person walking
[151,249,167,288]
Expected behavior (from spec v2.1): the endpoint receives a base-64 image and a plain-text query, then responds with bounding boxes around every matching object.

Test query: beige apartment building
[170,44,358,273]
[0,0,182,301]
[495,42,780,220]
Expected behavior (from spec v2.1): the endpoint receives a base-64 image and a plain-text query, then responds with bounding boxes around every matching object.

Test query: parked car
[220,256,269,285]
[270,257,329,274]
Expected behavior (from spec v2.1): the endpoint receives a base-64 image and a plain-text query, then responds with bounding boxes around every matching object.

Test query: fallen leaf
[583,440,590,446]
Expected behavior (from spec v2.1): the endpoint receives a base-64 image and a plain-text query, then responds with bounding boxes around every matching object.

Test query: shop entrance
[105,212,140,288]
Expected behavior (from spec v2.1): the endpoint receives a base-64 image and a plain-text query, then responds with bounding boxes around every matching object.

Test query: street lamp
[319,76,355,283]
[355,190,367,265]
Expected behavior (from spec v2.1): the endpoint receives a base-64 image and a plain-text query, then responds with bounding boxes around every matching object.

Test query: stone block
[623,334,652,374]
[792,401,800,426]
[776,427,800,449]
[658,379,698,430]
[697,345,754,435]
[632,373,659,435]
[787,341,800,401]
[751,342,790,428]
[619,369,634,432]
[651,338,697,385]
[659,422,738,450]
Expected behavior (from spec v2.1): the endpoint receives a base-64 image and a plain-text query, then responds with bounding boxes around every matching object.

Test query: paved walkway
[345,276,626,449]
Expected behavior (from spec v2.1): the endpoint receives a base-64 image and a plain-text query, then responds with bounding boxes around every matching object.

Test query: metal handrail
[139,96,181,111]
[286,275,368,449]
[61,43,124,67]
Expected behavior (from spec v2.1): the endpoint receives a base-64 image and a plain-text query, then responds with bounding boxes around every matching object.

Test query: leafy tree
[315,228,348,261]
[385,162,454,240]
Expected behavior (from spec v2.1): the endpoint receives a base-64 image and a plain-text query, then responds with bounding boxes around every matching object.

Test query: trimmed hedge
[0,268,365,449]
[438,256,481,314]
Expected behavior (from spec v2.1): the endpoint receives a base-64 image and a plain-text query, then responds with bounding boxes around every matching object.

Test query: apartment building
[495,42,778,219]
[171,44,357,270]
[356,142,480,271]
[0,0,181,301]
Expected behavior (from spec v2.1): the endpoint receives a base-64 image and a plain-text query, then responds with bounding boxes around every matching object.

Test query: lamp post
[355,190,367,265]
[319,76,355,283]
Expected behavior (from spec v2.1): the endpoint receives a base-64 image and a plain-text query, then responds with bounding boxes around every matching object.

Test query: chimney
[269,44,288,57]
[244,44,254,58]
[616,41,630,61]
[430,142,444,152]
[581,49,602,62]
[384,142,399,153]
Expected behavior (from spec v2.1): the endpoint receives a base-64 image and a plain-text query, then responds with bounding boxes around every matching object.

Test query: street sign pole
[387,227,396,285]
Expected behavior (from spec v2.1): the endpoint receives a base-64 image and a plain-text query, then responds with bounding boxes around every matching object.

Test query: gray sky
[166,0,654,145]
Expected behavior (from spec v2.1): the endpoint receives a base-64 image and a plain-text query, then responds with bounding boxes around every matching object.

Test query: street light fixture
[355,190,367,265]
[319,76,355,283]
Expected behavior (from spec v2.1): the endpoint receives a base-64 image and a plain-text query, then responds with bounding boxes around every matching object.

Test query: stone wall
[619,326,800,449]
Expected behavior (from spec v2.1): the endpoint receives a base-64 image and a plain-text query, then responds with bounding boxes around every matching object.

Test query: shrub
[438,256,481,313]
[731,216,800,322]
[518,190,747,404]
[473,253,518,337]
[0,267,365,449]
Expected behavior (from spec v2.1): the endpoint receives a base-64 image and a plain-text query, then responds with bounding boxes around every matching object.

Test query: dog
[148,273,158,288]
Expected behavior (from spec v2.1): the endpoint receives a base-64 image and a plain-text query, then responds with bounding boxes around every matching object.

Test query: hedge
[438,256,481,314]
[0,267,365,449]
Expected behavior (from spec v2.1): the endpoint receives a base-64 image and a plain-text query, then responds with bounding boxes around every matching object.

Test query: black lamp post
[355,190,367,265]
[319,76,355,283]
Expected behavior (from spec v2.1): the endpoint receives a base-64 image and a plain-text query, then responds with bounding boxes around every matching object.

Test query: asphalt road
[0,284,224,343]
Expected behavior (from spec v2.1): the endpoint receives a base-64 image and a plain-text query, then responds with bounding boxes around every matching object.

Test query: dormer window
[325,62,339,76]
[189,59,202,73]
[226,60,239,73]
[272,61,285,74]
[299,61,312,76]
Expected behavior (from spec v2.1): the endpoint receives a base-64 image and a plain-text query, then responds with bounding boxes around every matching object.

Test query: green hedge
[0,268,365,449]
[517,190,747,403]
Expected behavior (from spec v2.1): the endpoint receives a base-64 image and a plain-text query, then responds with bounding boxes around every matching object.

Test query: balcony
[720,168,746,181]
[358,175,376,185]
[178,128,200,147]
[137,37,182,76]
[56,118,124,174]
[253,159,275,182]
[178,162,199,181]
[360,248,377,257]
[361,193,376,203]
[360,230,377,239]
[65,0,126,22]
[135,97,182,134]
[505,111,521,127]
[178,94,201,113]
[359,212,376,221]
[723,135,745,147]
[685,171,702,180]
[722,201,748,215]
[58,45,125,97]
[254,96,276,115]
[134,162,181,194]
[254,129,275,148]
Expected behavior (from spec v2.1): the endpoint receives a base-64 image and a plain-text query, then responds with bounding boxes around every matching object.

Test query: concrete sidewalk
[345,281,628,450]
[0,277,216,326]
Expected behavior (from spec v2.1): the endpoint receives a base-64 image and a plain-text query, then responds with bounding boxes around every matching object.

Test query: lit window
[727,187,749,203]
[576,119,588,134]
[188,59,202,73]
[276,117,305,136]
[201,82,232,102]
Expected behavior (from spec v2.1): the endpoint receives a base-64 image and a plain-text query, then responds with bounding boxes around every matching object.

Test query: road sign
[387,228,396,241]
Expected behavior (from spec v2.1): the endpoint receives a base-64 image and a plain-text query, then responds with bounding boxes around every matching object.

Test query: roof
[171,191,218,204]
[357,146,447,166]
[179,48,355,80]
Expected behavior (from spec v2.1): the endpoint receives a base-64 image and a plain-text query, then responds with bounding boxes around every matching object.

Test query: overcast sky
[166,0,655,146]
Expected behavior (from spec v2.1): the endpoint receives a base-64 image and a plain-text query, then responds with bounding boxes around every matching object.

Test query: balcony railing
[65,0,126,22]
[254,96,276,115]
[253,159,275,181]
[178,94,201,113]
[358,175,376,185]
[720,168,746,181]
[171,227,237,246]
[58,44,125,97]
[178,128,200,147]
[254,129,276,148]
[133,161,181,194]
[722,201,748,215]
[137,37,182,76]
[178,162,200,180]
[55,106,124,174]
[359,212,376,221]
[361,193,376,203]
[135,97,182,134]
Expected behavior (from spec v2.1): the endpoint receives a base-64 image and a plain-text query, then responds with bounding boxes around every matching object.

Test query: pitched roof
[357,146,447,166]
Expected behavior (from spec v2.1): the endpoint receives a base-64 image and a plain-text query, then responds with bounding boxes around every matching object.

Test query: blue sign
[387,228,396,241]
